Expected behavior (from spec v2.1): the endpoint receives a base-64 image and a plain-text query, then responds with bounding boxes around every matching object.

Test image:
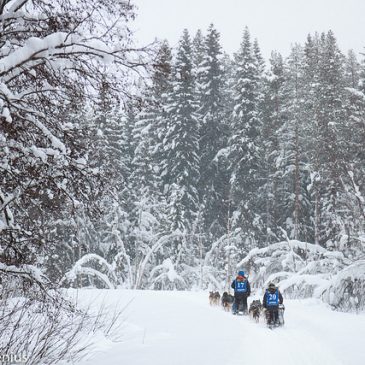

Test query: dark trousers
[233,294,248,313]
[265,307,279,324]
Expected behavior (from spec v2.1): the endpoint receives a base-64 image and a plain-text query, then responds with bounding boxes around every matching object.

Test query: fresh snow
[71,289,365,365]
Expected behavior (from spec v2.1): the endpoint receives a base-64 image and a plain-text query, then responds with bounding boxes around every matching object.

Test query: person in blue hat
[231,270,251,314]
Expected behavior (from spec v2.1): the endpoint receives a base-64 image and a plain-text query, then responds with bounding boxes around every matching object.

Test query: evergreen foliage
[1,5,364,308]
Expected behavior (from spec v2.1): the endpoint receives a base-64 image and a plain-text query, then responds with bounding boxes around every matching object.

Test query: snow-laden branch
[0,0,27,19]
[0,262,46,283]
[0,187,21,228]
[134,232,183,289]
[148,258,186,289]
[61,253,118,289]
[203,233,228,267]
[112,246,132,287]
[0,32,70,77]
[62,266,115,289]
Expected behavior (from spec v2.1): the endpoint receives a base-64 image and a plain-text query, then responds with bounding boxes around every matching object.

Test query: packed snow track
[73,289,365,365]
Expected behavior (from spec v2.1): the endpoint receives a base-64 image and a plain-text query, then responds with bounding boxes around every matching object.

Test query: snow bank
[237,240,365,311]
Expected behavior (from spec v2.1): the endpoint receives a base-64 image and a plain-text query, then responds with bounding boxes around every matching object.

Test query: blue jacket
[263,288,283,308]
[231,277,251,296]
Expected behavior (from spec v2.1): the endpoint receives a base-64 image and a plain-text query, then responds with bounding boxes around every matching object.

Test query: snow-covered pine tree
[221,52,237,117]
[157,30,200,284]
[301,33,323,246]
[275,45,312,242]
[339,52,365,258]
[192,29,205,87]
[125,42,174,288]
[313,31,346,249]
[345,50,361,89]
[253,38,266,84]
[359,51,365,94]
[151,41,174,190]
[104,103,137,286]
[195,24,230,241]
[301,31,354,249]
[228,27,263,249]
[59,76,137,288]
[193,29,205,61]
[260,50,287,244]
[161,29,200,232]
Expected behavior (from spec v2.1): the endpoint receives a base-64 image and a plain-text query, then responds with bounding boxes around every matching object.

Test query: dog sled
[266,304,285,329]
[232,300,248,315]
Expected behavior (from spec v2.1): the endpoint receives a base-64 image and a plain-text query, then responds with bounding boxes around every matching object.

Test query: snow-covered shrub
[238,240,350,289]
[147,253,224,291]
[194,263,227,291]
[148,258,187,290]
[199,232,243,291]
[0,268,126,364]
[61,254,118,289]
[321,260,365,312]
[0,295,83,364]
[0,292,125,365]
[271,272,329,299]
[237,240,365,311]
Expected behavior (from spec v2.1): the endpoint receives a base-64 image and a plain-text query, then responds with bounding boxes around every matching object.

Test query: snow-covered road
[74,289,365,365]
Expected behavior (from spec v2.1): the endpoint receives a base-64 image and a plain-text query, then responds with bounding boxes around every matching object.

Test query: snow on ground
[70,289,365,365]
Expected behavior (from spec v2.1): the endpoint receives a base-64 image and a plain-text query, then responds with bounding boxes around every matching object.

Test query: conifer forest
[0,1,364,362]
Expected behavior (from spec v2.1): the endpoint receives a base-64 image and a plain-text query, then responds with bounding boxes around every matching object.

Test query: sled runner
[266,304,285,329]
[233,301,248,315]
[278,304,285,325]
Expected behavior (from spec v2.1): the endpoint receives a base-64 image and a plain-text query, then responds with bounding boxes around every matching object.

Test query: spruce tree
[228,27,263,248]
[277,45,312,242]
[124,43,174,285]
[161,29,200,232]
[345,50,360,89]
[340,53,365,257]
[149,41,174,190]
[260,50,286,243]
[304,31,346,247]
[195,24,229,239]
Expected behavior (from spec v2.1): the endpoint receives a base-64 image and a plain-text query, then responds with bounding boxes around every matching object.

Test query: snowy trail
[74,290,365,365]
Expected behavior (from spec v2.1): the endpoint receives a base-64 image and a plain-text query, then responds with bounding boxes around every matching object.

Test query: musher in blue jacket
[231,271,251,314]
[263,282,284,326]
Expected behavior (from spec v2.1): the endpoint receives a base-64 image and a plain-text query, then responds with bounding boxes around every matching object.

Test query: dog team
[209,270,285,327]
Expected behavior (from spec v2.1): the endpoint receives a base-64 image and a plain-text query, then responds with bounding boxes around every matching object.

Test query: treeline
[1,10,364,291]
[56,25,364,290]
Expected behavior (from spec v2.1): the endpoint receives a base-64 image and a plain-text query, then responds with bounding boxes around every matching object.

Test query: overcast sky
[132,0,365,60]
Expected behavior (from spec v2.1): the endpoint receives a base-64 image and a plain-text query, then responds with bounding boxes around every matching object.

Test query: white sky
[132,0,365,60]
